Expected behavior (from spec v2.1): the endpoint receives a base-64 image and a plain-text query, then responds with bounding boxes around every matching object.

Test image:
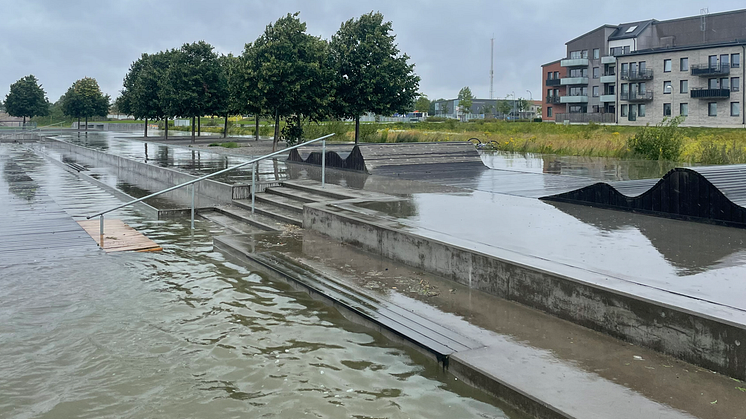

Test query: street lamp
[512,91,516,122]
[526,90,533,121]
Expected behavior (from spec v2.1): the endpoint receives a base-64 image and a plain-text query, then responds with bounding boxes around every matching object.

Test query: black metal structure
[542,165,746,227]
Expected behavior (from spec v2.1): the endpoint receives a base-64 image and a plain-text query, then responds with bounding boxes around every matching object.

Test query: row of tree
[117,12,419,149]
[3,74,110,128]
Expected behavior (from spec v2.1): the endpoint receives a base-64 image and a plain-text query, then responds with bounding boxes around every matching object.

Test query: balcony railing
[690,88,731,99]
[620,69,654,81]
[546,95,561,104]
[691,64,730,76]
[546,78,561,87]
[620,91,654,102]
[555,113,616,124]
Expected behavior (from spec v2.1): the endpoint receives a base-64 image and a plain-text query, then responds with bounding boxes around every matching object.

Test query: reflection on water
[480,151,693,181]
[51,132,289,185]
[0,144,516,419]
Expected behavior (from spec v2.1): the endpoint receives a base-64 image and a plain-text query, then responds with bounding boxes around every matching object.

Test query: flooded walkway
[0,143,517,418]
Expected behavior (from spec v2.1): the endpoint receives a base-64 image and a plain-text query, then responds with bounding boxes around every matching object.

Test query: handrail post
[251,163,256,214]
[99,215,104,247]
[191,183,195,230]
[321,139,326,188]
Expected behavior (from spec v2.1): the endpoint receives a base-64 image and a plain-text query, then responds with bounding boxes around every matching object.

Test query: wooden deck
[77,219,162,252]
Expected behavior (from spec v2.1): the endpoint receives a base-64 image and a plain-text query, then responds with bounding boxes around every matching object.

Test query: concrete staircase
[199,180,359,234]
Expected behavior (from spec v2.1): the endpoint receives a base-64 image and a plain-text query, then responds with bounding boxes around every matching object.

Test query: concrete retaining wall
[303,202,746,380]
[45,138,249,208]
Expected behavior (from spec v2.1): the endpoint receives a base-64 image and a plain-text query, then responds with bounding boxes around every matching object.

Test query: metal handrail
[86,133,334,235]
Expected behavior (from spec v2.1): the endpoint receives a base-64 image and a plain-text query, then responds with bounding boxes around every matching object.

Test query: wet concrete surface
[224,228,746,418]
[0,142,518,419]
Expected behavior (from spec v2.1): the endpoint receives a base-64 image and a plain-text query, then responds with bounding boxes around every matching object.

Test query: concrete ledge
[44,138,246,208]
[303,201,746,380]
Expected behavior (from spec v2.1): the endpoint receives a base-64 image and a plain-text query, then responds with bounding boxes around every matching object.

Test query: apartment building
[543,9,746,127]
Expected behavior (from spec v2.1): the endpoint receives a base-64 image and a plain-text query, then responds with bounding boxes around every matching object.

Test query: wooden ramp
[77,219,162,252]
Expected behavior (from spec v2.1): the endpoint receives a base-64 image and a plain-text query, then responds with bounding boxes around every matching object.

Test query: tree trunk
[85,116,88,131]
[77,117,81,130]
[191,116,196,143]
[255,116,259,141]
[273,111,280,152]
[198,116,201,137]
[355,115,360,144]
[223,113,228,138]
[165,119,169,140]
[22,116,26,128]
[144,118,148,138]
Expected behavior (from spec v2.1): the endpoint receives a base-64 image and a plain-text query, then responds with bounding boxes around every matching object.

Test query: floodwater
[0,144,517,418]
[49,132,286,185]
[480,151,693,181]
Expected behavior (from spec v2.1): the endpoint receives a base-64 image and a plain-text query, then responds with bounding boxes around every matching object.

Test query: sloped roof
[608,19,656,40]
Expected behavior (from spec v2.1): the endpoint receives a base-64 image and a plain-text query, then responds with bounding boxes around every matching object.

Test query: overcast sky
[1,0,744,104]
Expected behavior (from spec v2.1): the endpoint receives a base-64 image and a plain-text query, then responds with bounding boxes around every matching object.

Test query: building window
[582,50,588,59]
[593,48,600,59]
[593,86,599,97]
[680,80,688,93]
[547,71,553,80]
[663,103,671,116]
[639,82,646,93]
[680,103,688,116]
[621,104,628,117]
[721,54,730,68]
[554,71,560,79]
[732,53,741,68]
[639,61,646,72]
[721,78,730,90]
[663,81,672,94]
[732,77,740,92]
[593,67,600,78]
[708,102,717,116]
[621,63,629,77]
[547,107,553,117]
[680,57,689,71]
[709,78,719,89]
[638,104,646,117]
[570,50,581,59]
[732,102,740,117]
[709,55,718,68]
[664,59,672,72]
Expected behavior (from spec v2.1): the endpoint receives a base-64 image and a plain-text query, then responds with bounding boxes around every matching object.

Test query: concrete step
[253,192,305,213]
[211,205,287,231]
[232,199,302,227]
[214,229,742,419]
[280,179,363,201]
[199,210,268,235]
[265,185,335,204]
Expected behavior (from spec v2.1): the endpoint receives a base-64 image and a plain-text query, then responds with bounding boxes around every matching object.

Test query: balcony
[600,75,616,83]
[560,76,589,85]
[560,94,588,104]
[561,58,589,67]
[690,88,730,99]
[601,56,617,64]
[691,64,730,76]
[620,91,654,102]
[546,78,561,87]
[555,113,616,123]
[546,95,561,104]
[600,94,616,102]
[620,69,654,81]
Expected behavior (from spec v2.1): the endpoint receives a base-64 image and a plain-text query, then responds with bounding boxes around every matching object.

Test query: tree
[497,100,512,120]
[4,75,50,126]
[246,13,333,151]
[161,41,227,143]
[457,87,474,116]
[119,53,170,137]
[61,77,110,130]
[330,11,420,143]
[415,95,430,114]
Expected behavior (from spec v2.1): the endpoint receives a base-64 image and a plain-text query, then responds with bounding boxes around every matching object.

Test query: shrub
[627,116,684,161]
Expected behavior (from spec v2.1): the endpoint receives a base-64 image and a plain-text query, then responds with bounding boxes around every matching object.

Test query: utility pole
[490,36,494,100]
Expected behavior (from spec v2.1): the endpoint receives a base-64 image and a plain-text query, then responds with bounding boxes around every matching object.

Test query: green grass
[207,142,239,148]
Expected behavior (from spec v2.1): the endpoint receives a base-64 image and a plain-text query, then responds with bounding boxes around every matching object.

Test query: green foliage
[118,52,169,122]
[496,100,512,117]
[457,87,473,114]
[425,116,447,122]
[61,77,110,120]
[414,95,430,113]
[627,116,685,161]
[330,11,420,141]
[282,114,304,146]
[4,75,50,124]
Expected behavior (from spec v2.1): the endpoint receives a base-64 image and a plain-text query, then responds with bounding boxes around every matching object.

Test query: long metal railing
[86,133,334,236]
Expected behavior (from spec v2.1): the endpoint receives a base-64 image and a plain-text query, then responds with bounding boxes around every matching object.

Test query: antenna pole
[490,36,495,100]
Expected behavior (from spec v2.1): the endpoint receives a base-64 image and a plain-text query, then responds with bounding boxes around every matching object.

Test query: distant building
[432,98,536,120]
[542,8,746,127]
